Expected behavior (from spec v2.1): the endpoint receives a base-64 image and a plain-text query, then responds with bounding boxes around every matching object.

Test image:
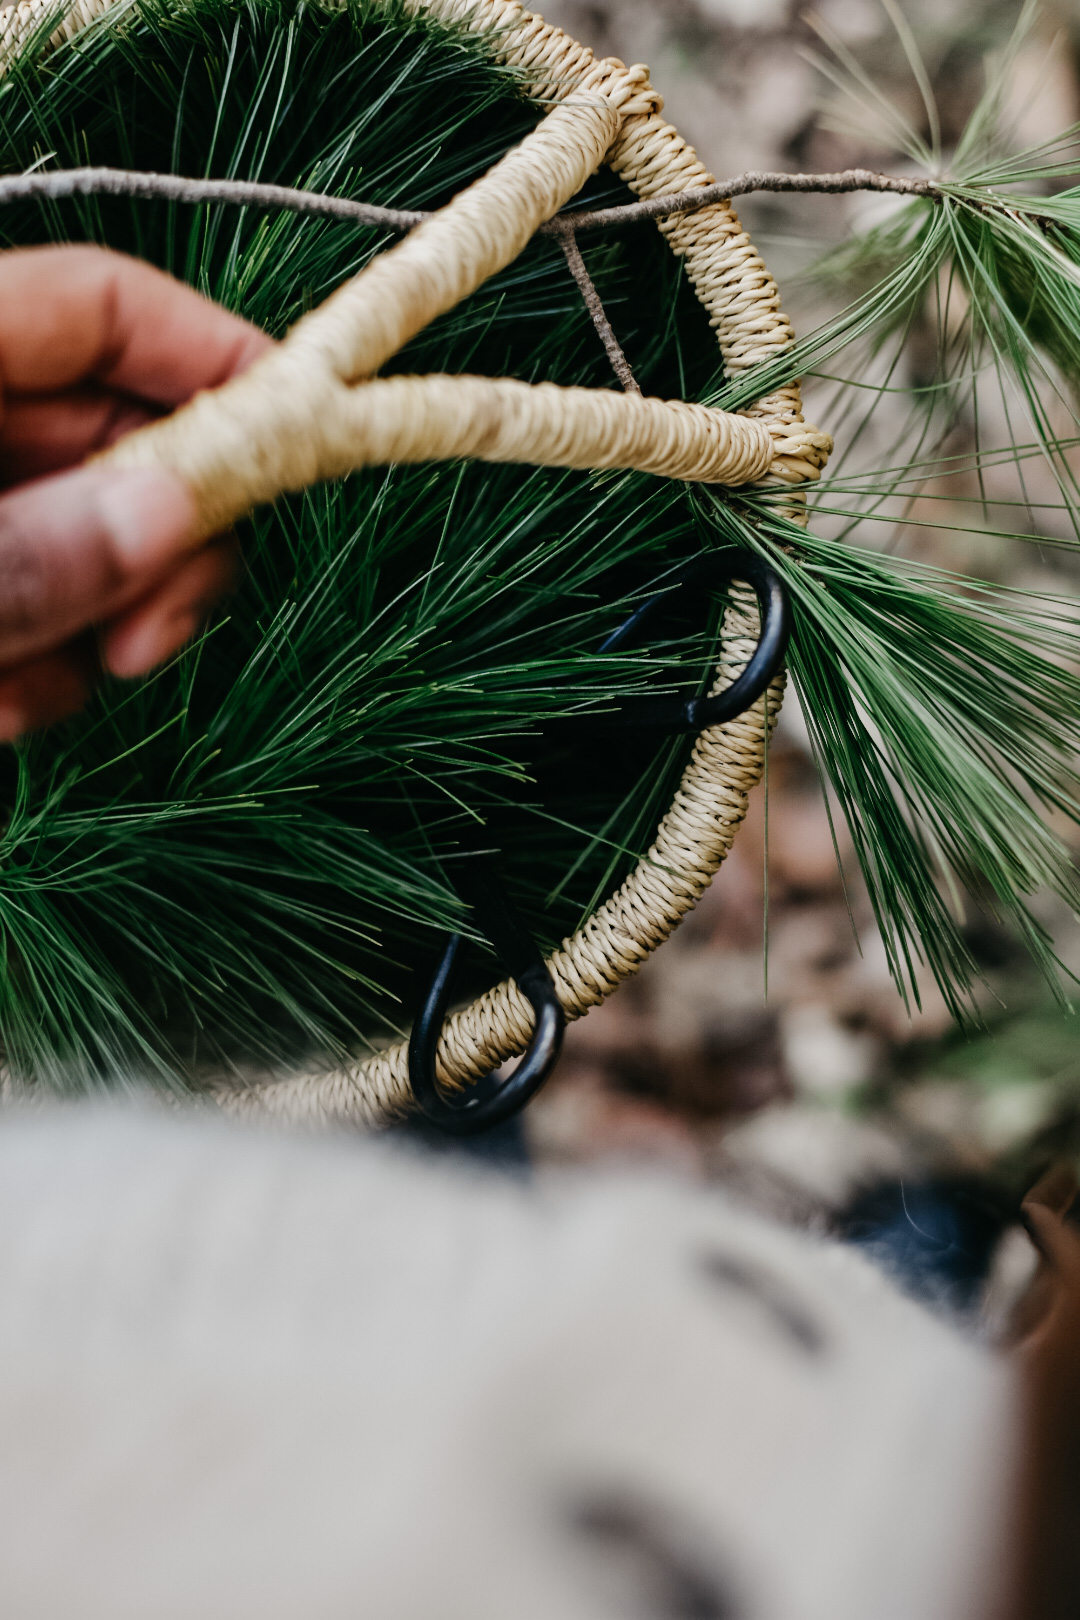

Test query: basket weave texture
[0,0,829,1122]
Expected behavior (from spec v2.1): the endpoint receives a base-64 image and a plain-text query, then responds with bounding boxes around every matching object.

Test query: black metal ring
[408,858,565,1135]
[408,548,788,1134]
[590,548,790,734]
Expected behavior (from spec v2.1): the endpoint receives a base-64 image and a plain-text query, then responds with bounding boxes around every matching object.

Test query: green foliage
[704,1,1080,1021]
[3,0,1080,1085]
[704,495,1080,1021]
[0,0,724,1085]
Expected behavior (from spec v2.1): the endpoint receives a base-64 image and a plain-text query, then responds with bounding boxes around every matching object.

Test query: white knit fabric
[0,1104,1014,1619]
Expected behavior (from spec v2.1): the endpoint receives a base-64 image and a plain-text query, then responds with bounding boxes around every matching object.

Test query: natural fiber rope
[109,372,775,496]
[0,0,826,1122]
[3,0,829,537]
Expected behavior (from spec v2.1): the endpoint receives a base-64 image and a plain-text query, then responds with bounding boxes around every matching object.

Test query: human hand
[0,245,272,739]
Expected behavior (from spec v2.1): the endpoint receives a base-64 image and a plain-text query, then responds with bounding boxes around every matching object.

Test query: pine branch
[0,163,942,241]
[0,165,426,231]
[4,0,1080,1071]
[563,168,940,230]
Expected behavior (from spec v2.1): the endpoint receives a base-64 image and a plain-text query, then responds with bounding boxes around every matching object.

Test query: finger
[0,388,156,484]
[1024,1203,1080,1275]
[0,245,271,404]
[1023,1164,1080,1223]
[0,463,196,667]
[103,537,238,677]
[0,642,95,741]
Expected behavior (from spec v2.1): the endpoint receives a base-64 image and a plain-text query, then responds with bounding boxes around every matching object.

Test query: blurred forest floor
[524,0,1080,1268]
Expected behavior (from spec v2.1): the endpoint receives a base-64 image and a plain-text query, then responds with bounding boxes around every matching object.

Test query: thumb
[0,464,197,669]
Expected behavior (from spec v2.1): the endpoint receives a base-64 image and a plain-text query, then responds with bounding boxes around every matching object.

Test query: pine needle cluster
[2,0,1080,1087]
[0,0,727,1085]
[702,1,1080,1021]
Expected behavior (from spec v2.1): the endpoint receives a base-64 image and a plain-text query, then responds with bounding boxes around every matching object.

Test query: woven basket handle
[0,0,827,1125]
[79,11,826,534]
[0,0,830,528]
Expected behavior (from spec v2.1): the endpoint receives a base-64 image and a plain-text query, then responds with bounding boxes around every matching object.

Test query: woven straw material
[0,0,828,1120]
[104,373,776,534]
[2,0,830,537]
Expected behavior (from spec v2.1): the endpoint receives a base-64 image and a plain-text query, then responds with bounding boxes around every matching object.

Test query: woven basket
[0,0,830,1124]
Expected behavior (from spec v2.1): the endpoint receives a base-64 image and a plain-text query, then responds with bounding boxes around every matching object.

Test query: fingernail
[93,468,197,571]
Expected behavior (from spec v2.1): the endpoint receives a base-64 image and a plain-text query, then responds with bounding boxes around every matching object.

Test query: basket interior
[0,0,740,1087]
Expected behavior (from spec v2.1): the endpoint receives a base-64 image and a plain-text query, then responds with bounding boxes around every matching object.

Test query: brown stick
[0,166,426,232]
[551,222,640,394]
[559,167,940,233]
[0,164,944,241]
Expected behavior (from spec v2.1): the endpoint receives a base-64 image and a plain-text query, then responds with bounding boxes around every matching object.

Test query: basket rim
[0,0,819,1121]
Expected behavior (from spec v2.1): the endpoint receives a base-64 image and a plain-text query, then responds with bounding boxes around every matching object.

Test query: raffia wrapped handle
[71,7,828,533]
[0,0,830,1122]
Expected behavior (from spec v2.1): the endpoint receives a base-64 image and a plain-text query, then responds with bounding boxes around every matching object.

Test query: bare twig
[551,221,640,394]
[0,166,426,232]
[0,165,947,244]
[558,168,941,233]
